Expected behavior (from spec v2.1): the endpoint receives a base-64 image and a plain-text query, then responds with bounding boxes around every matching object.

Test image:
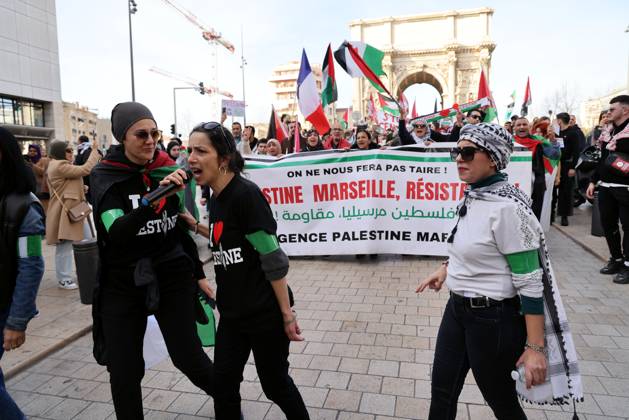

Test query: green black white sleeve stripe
[505,249,544,315]
[101,208,125,232]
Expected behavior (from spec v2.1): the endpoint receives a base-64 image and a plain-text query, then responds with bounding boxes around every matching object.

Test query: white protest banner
[243,145,531,256]
[222,99,245,117]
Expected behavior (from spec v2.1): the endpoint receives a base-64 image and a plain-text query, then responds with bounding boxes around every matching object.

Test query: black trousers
[100,268,215,419]
[213,319,309,420]
[429,297,527,420]
[531,179,545,220]
[598,186,629,261]
[557,166,574,216]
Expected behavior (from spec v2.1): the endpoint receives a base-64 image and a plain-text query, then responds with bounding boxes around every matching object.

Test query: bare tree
[544,82,580,115]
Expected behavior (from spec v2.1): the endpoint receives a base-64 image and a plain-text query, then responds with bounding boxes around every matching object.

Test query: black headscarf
[0,127,36,196]
[166,140,180,160]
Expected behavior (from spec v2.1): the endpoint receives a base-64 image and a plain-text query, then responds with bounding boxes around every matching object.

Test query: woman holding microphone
[416,123,582,419]
[89,102,215,419]
[162,121,309,420]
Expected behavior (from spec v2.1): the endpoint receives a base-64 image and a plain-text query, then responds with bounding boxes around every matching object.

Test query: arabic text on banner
[243,146,532,256]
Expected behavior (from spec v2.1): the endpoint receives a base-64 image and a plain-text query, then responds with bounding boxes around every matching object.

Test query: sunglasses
[449,146,483,162]
[65,148,73,153]
[414,125,427,129]
[195,122,235,153]
[469,114,481,120]
[134,129,162,142]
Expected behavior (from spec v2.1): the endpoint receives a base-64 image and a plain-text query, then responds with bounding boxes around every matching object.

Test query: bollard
[72,239,99,304]
[591,192,604,237]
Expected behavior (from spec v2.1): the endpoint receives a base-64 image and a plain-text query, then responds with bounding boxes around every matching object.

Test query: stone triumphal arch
[349,8,495,116]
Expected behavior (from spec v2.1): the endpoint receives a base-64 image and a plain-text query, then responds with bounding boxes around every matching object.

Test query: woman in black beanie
[89,102,216,419]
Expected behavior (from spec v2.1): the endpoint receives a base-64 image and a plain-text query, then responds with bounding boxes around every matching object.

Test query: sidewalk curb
[5,324,93,380]
[552,225,606,262]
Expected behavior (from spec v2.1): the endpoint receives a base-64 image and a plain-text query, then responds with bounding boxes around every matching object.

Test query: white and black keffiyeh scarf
[468,181,584,406]
[459,123,514,171]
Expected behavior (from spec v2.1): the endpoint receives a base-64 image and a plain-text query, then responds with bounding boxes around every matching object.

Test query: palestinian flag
[321,43,337,108]
[477,69,497,122]
[341,108,350,129]
[410,97,490,124]
[515,134,559,174]
[505,90,516,120]
[368,94,378,122]
[398,91,409,113]
[334,41,385,78]
[334,41,395,100]
[521,77,532,117]
[267,106,287,141]
[378,93,400,117]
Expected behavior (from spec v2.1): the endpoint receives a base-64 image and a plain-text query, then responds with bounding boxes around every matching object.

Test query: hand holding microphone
[142,169,192,207]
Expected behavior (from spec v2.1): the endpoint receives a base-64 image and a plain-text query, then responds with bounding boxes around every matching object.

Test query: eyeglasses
[133,129,162,142]
[65,148,73,153]
[449,146,483,162]
[194,122,235,153]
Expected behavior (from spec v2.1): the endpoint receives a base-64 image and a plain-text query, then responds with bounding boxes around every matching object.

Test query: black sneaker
[601,258,624,275]
[613,266,629,284]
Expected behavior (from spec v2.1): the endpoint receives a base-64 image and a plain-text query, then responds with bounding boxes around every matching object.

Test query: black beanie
[110,102,156,142]
[49,140,69,160]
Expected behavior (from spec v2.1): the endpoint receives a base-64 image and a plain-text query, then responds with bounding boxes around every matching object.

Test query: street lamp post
[173,86,206,137]
[128,0,138,101]
[240,26,247,126]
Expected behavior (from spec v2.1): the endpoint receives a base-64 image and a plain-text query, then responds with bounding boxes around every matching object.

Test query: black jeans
[557,166,574,216]
[598,186,629,261]
[100,267,215,419]
[213,319,309,420]
[429,296,527,420]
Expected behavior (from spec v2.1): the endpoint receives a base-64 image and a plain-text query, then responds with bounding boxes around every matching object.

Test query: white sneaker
[58,280,78,290]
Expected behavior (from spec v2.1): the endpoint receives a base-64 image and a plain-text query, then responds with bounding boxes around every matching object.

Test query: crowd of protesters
[2,93,626,418]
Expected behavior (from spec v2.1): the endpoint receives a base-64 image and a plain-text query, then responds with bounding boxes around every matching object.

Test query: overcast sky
[56,0,628,134]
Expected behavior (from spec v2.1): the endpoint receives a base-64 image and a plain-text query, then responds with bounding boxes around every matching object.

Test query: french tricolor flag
[297,49,330,136]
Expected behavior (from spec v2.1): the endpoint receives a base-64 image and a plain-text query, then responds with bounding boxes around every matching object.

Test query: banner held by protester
[243,146,532,256]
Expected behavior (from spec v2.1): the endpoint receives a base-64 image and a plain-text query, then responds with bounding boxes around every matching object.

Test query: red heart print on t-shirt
[213,221,224,245]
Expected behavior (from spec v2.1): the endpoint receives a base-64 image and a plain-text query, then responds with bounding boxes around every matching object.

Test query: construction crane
[148,66,234,99]
[159,0,235,53]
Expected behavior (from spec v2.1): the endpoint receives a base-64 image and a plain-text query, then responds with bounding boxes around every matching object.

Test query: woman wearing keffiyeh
[416,123,582,419]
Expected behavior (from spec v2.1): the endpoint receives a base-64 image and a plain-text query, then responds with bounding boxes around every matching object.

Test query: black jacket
[74,145,102,202]
[558,126,581,171]
[591,118,629,185]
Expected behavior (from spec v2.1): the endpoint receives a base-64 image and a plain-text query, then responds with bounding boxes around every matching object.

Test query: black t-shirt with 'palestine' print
[208,174,283,329]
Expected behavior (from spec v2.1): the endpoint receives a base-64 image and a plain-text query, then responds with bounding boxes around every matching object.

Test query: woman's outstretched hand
[416,265,447,293]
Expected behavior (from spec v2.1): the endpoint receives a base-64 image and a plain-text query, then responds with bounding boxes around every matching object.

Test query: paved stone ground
[5,225,629,420]
[553,202,607,262]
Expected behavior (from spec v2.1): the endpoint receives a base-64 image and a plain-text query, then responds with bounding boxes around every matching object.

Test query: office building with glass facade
[0,0,64,151]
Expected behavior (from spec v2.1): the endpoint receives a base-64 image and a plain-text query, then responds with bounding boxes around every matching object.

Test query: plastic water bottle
[511,365,526,382]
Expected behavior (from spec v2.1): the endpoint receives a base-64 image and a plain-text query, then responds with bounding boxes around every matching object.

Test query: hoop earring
[219,166,227,176]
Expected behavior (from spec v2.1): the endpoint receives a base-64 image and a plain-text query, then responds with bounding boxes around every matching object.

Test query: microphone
[141,169,193,207]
